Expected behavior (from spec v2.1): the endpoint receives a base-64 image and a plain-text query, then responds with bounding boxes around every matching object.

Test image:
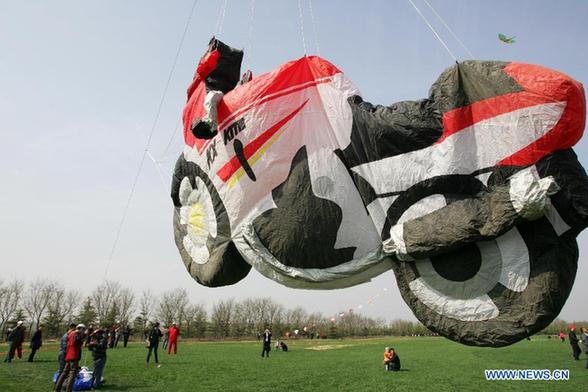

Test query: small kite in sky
[498,33,516,44]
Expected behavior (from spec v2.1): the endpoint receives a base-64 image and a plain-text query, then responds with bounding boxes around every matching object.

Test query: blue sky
[1,0,587,322]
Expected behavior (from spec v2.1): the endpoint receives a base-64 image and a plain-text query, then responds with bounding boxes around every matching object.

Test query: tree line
[1,279,582,341]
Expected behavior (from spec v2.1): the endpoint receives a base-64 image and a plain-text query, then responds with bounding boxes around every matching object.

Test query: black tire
[384,173,577,347]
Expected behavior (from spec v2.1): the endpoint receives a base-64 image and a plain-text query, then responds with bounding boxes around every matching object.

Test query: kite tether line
[422,0,474,60]
[307,0,321,56]
[103,0,199,278]
[406,0,458,63]
[297,0,308,55]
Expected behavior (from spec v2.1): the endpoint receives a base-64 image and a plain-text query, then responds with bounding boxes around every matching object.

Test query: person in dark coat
[88,328,108,389]
[582,327,588,369]
[3,321,24,363]
[569,325,581,361]
[146,322,163,365]
[261,328,272,358]
[389,347,401,371]
[27,325,43,362]
[122,325,132,348]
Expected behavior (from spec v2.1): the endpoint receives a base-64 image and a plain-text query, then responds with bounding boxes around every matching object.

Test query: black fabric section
[253,147,355,269]
[204,37,243,94]
[401,184,520,259]
[342,96,442,168]
[171,154,251,287]
[431,244,481,282]
[429,61,523,114]
[535,149,588,232]
[382,174,485,240]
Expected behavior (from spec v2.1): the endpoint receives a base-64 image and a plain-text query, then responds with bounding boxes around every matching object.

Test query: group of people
[54,323,109,391]
[145,322,181,365]
[567,325,588,368]
[3,321,43,363]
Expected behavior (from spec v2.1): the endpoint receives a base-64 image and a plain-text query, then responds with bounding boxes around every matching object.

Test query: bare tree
[210,299,235,338]
[183,303,207,338]
[138,290,157,332]
[44,286,80,336]
[0,280,24,334]
[23,279,57,330]
[156,289,188,328]
[118,288,135,328]
[91,281,121,324]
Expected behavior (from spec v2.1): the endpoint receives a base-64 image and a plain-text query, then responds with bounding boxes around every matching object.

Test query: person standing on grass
[56,324,76,381]
[88,328,108,389]
[123,325,132,348]
[3,321,24,363]
[582,327,588,369]
[162,326,169,350]
[146,322,163,365]
[569,325,581,361]
[28,325,43,362]
[168,322,180,355]
[559,331,566,342]
[54,324,86,392]
[261,328,272,358]
[15,322,26,360]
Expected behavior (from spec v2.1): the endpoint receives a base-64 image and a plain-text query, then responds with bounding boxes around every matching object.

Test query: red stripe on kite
[216,99,309,183]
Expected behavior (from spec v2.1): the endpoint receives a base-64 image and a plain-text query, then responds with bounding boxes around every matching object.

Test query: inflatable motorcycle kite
[172,38,587,347]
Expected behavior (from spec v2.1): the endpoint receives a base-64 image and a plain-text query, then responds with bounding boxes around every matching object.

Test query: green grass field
[1,336,586,391]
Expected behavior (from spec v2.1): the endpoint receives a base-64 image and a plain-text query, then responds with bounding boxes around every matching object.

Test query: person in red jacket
[167,322,180,355]
[54,324,86,392]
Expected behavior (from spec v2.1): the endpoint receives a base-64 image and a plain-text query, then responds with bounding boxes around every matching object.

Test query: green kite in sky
[498,33,516,44]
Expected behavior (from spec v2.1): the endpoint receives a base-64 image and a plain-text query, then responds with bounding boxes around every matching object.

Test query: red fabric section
[440,92,554,143]
[440,62,585,167]
[498,62,585,166]
[182,56,341,152]
[216,100,309,182]
[196,49,220,79]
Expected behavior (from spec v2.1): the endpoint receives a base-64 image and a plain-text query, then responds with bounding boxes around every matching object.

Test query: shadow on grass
[99,383,147,391]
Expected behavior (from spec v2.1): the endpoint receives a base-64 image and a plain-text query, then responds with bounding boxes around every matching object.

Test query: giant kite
[171,38,587,347]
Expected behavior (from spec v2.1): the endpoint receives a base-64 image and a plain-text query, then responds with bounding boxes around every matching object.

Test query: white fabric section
[475,172,493,187]
[352,102,566,195]
[235,224,393,289]
[366,196,397,236]
[398,194,446,223]
[308,148,380,259]
[202,90,224,130]
[409,278,499,321]
[178,177,216,265]
[496,228,529,292]
[509,168,560,220]
[383,224,410,259]
[545,204,571,236]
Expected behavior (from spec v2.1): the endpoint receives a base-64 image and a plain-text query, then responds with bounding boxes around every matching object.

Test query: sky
[1,0,587,323]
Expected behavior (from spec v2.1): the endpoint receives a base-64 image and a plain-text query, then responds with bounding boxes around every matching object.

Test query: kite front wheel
[171,154,250,286]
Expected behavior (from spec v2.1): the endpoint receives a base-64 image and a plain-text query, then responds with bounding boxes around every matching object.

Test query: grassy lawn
[0,336,586,391]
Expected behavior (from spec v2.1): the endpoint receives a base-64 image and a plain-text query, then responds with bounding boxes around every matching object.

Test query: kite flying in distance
[172,37,587,347]
[498,33,516,44]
